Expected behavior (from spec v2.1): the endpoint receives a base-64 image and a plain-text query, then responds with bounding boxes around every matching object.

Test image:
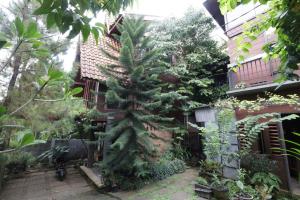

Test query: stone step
[79,166,104,189]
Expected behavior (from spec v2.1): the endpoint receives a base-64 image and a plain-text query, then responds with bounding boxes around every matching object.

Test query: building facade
[204,0,300,193]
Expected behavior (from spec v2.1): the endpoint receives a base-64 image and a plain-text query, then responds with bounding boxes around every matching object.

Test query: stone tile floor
[0,167,201,200]
[0,168,116,200]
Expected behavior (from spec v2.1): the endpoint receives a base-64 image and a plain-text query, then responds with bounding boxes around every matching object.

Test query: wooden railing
[228,58,300,90]
[228,58,278,90]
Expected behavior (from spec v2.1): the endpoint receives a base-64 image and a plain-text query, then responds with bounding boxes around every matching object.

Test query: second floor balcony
[228,57,300,91]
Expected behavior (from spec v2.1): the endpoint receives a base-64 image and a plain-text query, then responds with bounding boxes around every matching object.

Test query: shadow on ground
[0,167,201,200]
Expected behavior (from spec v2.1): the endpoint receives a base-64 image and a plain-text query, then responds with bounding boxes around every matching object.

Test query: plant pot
[232,194,253,200]
[195,183,211,190]
[195,184,212,199]
[212,188,229,200]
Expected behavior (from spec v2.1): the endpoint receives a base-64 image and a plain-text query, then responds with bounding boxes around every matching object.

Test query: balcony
[228,57,300,91]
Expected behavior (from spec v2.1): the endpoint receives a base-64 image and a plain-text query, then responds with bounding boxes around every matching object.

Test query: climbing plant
[214,93,300,155]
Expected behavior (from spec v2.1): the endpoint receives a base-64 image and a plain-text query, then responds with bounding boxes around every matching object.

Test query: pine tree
[99,17,177,177]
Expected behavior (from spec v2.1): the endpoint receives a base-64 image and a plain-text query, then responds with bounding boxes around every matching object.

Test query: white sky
[0,0,226,72]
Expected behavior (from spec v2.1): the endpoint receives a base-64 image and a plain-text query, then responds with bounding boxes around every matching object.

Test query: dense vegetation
[0,0,299,198]
[151,9,229,111]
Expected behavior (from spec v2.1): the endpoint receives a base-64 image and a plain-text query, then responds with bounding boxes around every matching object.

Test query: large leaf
[68,21,81,39]
[46,12,56,29]
[48,69,64,80]
[33,0,54,15]
[68,87,83,96]
[17,130,35,147]
[236,180,244,190]
[24,22,40,39]
[14,17,24,37]
[0,40,7,49]
[91,27,99,44]
[81,24,91,42]
[16,130,45,148]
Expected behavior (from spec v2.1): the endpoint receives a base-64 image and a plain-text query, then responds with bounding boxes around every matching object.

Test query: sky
[0,0,226,72]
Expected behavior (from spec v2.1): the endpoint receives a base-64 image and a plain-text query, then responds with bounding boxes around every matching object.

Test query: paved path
[111,168,201,200]
[0,168,201,200]
[0,168,115,200]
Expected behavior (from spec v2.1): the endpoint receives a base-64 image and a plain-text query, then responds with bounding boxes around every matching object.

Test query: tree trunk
[103,116,114,161]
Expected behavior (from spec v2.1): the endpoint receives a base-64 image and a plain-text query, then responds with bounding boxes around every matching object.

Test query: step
[80,166,104,189]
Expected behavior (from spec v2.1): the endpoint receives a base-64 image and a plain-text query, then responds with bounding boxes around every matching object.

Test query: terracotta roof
[80,36,121,81]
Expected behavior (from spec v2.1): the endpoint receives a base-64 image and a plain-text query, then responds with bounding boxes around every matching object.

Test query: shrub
[0,153,7,190]
[196,177,208,186]
[199,160,222,175]
[114,174,149,191]
[5,151,35,174]
[149,159,186,181]
[250,172,281,200]
[241,154,277,174]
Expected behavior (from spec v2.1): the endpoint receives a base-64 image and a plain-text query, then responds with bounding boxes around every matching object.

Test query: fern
[236,113,299,155]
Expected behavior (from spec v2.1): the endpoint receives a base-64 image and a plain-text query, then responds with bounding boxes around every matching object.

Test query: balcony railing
[228,58,300,90]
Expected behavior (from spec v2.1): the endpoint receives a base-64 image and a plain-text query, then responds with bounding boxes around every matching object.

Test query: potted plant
[211,174,229,200]
[250,172,281,200]
[199,160,222,182]
[227,169,255,200]
[194,176,212,199]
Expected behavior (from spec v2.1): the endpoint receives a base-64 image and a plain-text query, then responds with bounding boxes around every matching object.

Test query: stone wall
[24,139,88,162]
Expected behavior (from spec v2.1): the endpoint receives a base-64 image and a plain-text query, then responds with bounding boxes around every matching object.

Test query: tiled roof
[80,36,121,81]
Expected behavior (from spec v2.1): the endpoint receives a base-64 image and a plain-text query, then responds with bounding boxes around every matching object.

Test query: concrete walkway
[111,168,201,200]
[0,168,115,200]
[0,168,201,200]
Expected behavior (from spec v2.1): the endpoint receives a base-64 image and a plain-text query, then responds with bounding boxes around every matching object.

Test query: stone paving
[0,168,116,200]
[0,168,201,200]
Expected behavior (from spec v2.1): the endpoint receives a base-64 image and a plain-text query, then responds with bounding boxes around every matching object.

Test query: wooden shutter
[262,122,290,190]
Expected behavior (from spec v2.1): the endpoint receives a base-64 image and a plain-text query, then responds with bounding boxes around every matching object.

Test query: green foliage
[5,151,35,174]
[219,0,300,81]
[151,9,229,111]
[241,154,277,174]
[250,172,281,200]
[210,174,228,191]
[33,0,134,42]
[38,145,69,162]
[197,107,235,161]
[226,169,257,199]
[98,17,179,178]
[215,93,300,155]
[196,176,209,186]
[236,112,298,155]
[100,155,186,191]
[149,159,186,181]
[14,130,45,148]
[199,160,222,176]
[0,1,85,148]
[273,132,300,160]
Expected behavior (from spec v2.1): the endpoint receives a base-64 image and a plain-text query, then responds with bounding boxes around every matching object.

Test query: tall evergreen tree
[99,17,177,177]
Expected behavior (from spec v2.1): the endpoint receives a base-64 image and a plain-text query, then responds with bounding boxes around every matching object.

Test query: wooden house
[204,0,300,193]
